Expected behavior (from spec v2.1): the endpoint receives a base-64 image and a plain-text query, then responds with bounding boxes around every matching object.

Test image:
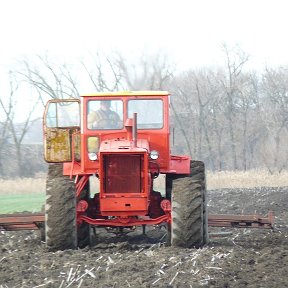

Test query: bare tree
[0,73,15,176]
[16,54,80,101]
[116,52,174,90]
[170,48,265,171]
[260,67,288,172]
[81,52,125,92]
[0,72,42,176]
[170,70,216,167]
[220,44,250,170]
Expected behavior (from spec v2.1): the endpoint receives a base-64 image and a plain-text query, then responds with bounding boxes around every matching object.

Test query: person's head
[100,100,111,111]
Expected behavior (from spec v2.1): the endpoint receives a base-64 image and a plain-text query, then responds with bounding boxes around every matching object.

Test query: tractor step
[0,211,274,231]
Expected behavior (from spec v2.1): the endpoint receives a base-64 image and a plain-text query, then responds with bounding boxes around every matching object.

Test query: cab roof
[81,91,169,97]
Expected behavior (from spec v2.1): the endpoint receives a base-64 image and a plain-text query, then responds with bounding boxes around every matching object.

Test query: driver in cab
[88,100,122,129]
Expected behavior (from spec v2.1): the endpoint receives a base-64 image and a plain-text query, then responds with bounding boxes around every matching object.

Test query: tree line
[0,46,287,177]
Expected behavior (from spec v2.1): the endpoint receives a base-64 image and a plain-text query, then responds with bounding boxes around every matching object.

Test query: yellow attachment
[81,91,169,97]
[73,133,81,161]
[44,127,80,163]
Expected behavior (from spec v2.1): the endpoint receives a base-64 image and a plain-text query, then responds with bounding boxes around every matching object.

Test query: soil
[0,186,287,288]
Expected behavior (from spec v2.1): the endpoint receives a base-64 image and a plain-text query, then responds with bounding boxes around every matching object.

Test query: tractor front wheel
[167,160,208,248]
[45,164,77,251]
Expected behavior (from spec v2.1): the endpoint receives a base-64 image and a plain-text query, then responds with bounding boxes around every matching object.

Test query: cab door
[44,99,80,162]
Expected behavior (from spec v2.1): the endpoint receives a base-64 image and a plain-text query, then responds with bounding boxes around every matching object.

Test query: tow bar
[0,211,274,231]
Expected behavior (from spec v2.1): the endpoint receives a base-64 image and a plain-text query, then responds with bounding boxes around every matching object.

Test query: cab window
[46,101,80,127]
[128,99,163,129]
[87,100,123,130]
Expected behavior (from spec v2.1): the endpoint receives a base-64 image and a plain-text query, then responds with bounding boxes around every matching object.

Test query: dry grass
[207,169,288,189]
[0,169,288,195]
[0,178,46,195]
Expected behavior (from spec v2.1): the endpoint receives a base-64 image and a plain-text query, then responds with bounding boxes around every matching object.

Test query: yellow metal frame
[82,91,169,97]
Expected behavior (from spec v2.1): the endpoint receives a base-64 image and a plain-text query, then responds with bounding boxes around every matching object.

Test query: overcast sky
[0,0,288,71]
[1,0,288,121]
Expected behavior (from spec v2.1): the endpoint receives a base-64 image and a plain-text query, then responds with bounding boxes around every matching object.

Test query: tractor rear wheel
[45,164,77,251]
[167,160,208,248]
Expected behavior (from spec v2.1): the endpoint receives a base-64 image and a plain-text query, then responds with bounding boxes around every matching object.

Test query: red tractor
[43,91,208,250]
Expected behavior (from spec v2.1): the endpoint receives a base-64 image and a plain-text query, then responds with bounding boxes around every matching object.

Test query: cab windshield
[128,99,163,129]
[87,100,123,130]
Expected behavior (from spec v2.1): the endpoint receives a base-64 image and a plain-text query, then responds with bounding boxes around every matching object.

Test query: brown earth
[0,186,287,288]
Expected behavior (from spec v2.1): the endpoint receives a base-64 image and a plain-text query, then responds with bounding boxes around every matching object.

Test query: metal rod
[0,212,274,231]
[132,112,137,147]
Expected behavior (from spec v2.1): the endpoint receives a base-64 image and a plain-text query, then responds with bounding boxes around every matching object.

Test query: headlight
[88,152,98,161]
[150,150,159,160]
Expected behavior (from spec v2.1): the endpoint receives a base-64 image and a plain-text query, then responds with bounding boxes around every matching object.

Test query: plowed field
[0,187,287,287]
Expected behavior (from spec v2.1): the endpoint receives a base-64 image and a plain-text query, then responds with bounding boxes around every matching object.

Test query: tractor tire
[39,205,45,242]
[45,164,77,251]
[167,160,208,248]
[190,160,209,244]
[77,179,91,248]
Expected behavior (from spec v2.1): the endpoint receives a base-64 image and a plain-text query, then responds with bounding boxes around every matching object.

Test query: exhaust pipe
[132,112,137,147]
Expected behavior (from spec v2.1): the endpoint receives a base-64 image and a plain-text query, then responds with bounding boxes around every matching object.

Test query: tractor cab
[43,91,190,176]
[44,91,181,217]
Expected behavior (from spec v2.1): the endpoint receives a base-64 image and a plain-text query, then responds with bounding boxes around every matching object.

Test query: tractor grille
[103,154,143,194]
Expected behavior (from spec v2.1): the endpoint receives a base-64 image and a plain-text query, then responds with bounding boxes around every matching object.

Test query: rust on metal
[0,213,44,231]
[0,211,274,232]
[208,210,274,229]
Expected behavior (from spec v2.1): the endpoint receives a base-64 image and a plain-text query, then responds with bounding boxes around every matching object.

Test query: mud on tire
[45,164,77,251]
[168,160,208,248]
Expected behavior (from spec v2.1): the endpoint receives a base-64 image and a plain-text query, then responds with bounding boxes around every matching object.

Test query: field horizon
[0,169,288,195]
[0,169,287,213]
